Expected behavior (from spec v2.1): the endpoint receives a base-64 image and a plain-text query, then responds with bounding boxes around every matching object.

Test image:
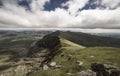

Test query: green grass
[59,31,120,47]
[29,37,120,76]
[0,33,120,76]
[29,69,67,76]
[29,45,120,76]
[60,38,85,48]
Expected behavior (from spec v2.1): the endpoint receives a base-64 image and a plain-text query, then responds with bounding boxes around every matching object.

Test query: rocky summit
[19,33,62,75]
[28,33,61,57]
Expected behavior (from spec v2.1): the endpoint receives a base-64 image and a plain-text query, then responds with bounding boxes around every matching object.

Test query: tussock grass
[29,39,120,76]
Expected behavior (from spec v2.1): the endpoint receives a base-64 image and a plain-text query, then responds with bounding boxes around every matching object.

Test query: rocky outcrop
[24,33,61,75]
[91,63,120,76]
[78,70,96,76]
[27,34,61,57]
[37,34,60,49]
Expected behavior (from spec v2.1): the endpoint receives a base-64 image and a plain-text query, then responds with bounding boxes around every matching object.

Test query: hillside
[60,37,85,48]
[28,31,120,76]
[0,31,120,76]
[29,46,120,76]
[51,31,120,47]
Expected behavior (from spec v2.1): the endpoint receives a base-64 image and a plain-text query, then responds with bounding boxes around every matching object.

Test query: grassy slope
[59,31,120,47]
[60,37,85,48]
[29,38,120,76]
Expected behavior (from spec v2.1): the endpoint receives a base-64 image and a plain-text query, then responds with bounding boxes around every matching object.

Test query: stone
[43,65,49,70]
[91,63,120,76]
[78,70,96,76]
[91,63,105,72]
[110,69,120,76]
[66,73,72,75]
[78,62,83,66]
[76,60,83,66]
[76,60,81,63]
[91,63,109,76]
[104,64,119,69]
[49,62,57,67]
[89,56,95,58]
[55,65,61,68]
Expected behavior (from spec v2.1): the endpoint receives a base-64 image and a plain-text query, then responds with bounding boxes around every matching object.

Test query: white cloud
[62,0,89,15]
[101,0,120,9]
[30,0,50,12]
[76,8,120,28]
[0,0,120,29]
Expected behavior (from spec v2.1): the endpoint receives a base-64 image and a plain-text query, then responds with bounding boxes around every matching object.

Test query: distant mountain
[50,31,120,47]
[92,33,120,38]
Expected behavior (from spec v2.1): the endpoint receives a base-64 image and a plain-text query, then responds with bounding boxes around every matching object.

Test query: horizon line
[0,28,120,33]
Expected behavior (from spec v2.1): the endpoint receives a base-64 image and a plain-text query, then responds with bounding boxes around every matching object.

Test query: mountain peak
[28,32,61,57]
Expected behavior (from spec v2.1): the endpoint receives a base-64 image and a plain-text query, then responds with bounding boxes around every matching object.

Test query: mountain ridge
[50,31,120,47]
[0,31,120,76]
[28,31,120,76]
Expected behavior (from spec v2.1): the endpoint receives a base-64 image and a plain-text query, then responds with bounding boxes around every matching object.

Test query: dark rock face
[110,70,120,76]
[37,34,60,49]
[91,63,120,76]
[27,33,61,57]
[91,63,108,76]
[22,34,61,76]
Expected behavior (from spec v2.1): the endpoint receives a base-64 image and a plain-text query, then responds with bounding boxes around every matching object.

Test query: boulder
[104,64,119,69]
[91,63,120,76]
[110,69,120,76]
[78,70,96,76]
[91,63,106,72]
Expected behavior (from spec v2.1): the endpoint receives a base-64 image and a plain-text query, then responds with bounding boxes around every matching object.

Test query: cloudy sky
[0,0,120,28]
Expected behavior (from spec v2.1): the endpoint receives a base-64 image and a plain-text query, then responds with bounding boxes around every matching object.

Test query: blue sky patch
[81,0,106,10]
[18,0,31,10]
[44,0,69,11]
